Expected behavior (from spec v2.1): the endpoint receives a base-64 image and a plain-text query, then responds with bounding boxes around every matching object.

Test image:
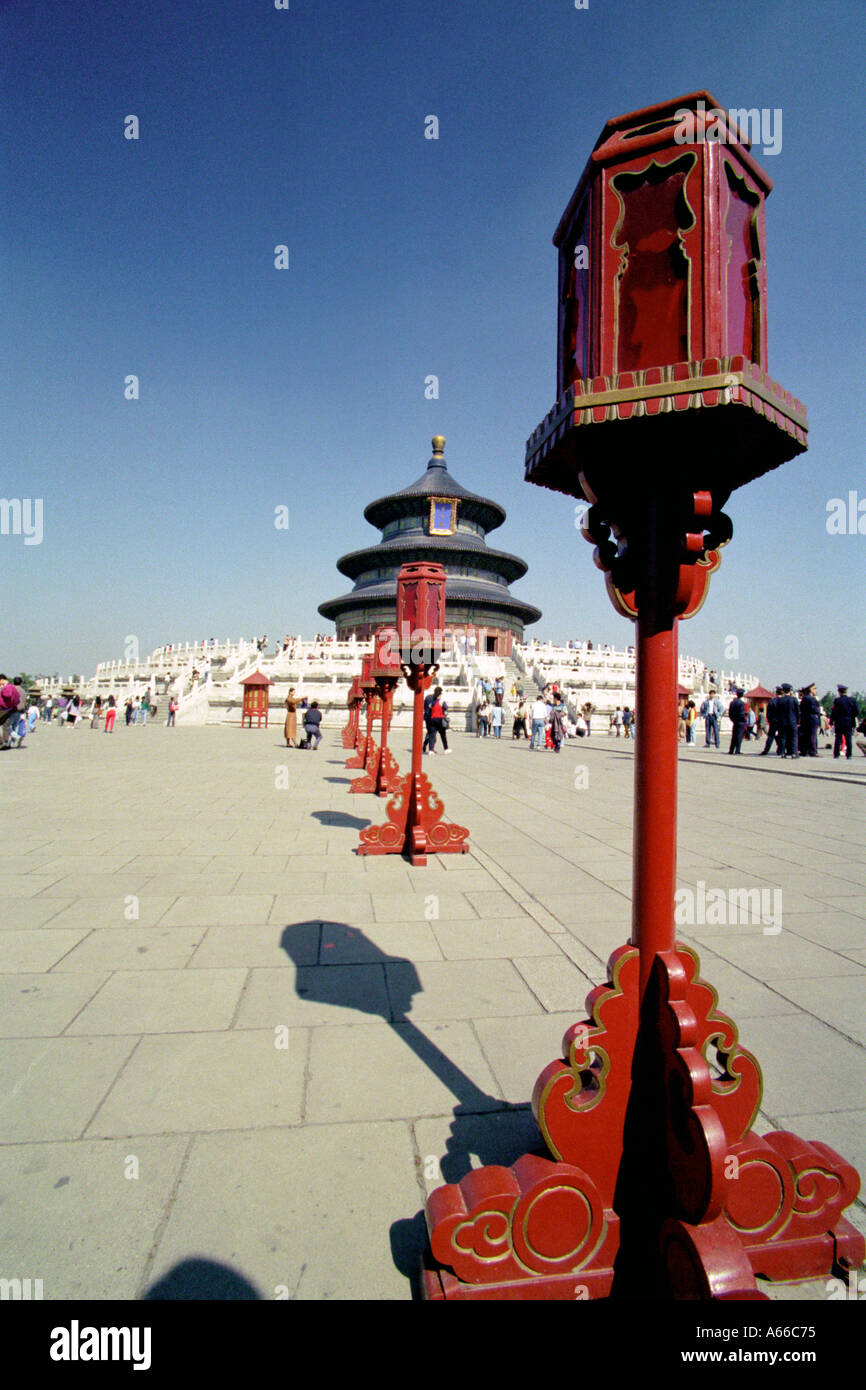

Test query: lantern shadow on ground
[280,921,544,1297]
[310,810,370,829]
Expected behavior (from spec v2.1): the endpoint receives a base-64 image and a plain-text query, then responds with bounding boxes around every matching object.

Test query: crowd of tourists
[0,678,182,745]
[680,683,865,759]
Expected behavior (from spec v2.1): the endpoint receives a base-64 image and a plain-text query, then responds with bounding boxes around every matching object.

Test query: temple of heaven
[318,436,542,655]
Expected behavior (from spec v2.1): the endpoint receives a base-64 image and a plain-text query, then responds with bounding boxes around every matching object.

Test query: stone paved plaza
[1,719,864,1301]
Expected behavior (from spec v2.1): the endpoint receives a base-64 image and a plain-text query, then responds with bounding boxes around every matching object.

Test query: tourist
[512,697,528,740]
[428,687,450,754]
[549,695,566,753]
[490,702,503,739]
[423,688,437,753]
[67,695,81,727]
[303,700,323,750]
[166,696,177,728]
[125,698,133,726]
[0,676,23,747]
[284,688,299,748]
[830,685,858,760]
[132,696,140,724]
[700,689,723,749]
[43,696,53,722]
[140,690,150,726]
[582,702,593,737]
[493,677,504,707]
[623,706,635,740]
[727,689,746,754]
[530,696,547,750]
[476,697,489,738]
[105,695,117,733]
[90,696,102,729]
[611,707,623,737]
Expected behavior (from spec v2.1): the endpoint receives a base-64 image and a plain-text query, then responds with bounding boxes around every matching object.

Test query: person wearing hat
[760,687,782,756]
[830,685,859,760]
[799,683,821,757]
[727,688,747,754]
[775,684,800,758]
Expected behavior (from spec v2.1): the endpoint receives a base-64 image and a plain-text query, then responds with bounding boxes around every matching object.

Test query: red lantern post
[345,653,376,769]
[423,93,862,1300]
[349,630,402,796]
[341,675,364,749]
[358,562,469,864]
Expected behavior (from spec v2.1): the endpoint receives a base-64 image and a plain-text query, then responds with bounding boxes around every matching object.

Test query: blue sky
[2,0,863,691]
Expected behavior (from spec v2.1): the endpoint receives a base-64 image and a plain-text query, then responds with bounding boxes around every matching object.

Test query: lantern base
[346,737,372,770]
[349,744,400,797]
[357,771,469,865]
[423,944,863,1299]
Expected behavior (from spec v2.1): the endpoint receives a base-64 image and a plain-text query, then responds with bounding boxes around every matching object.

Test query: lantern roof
[241,670,271,686]
[554,90,773,250]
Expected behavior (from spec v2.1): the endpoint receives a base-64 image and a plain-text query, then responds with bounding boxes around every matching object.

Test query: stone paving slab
[0,928,91,972]
[431,916,560,959]
[66,968,249,1035]
[385,959,543,1021]
[0,973,109,1037]
[1,1036,138,1141]
[0,1136,190,1300]
[2,722,863,1303]
[52,927,206,973]
[235,963,390,1029]
[144,1124,421,1301]
[305,1020,503,1123]
[87,1030,308,1136]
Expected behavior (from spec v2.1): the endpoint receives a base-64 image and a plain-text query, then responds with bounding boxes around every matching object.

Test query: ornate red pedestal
[341,676,363,749]
[357,564,469,866]
[422,93,863,1299]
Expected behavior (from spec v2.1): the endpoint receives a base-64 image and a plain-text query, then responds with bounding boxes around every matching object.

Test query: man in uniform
[760,687,781,755]
[799,683,821,757]
[776,684,800,758]
[831,684,859,760]
[727,688,747,754]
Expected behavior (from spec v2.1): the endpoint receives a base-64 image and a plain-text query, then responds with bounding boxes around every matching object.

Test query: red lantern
[527,90,806,504]
[395,562,446,668]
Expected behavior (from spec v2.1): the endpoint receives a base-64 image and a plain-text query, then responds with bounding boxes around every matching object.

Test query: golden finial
[432,435,445,456]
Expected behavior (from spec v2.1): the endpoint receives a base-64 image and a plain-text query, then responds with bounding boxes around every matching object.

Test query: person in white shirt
[530,698,548,750]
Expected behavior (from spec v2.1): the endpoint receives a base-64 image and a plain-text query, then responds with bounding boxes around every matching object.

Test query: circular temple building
[318,436,541,655]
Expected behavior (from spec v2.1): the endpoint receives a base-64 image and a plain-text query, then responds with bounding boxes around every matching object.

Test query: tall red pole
[631,618,678,998]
